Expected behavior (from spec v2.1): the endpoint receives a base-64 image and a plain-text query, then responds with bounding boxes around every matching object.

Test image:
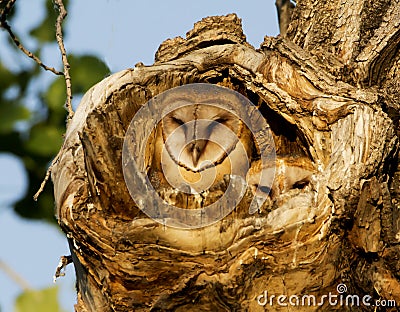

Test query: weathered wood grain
[52,10,399,312]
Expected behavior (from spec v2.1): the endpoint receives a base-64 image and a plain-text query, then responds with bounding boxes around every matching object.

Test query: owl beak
[189,140,207,167]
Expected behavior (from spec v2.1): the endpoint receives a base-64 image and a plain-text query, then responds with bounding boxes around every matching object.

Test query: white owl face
[161,104,243,172]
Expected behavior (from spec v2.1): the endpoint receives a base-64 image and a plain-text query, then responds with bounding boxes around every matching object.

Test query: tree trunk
[52,2,400,311]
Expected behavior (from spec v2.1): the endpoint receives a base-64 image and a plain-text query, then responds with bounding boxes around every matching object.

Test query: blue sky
[0,1,278,311]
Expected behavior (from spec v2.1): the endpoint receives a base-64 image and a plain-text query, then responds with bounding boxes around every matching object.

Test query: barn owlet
[150,104,253,194]
[246,156,314,201]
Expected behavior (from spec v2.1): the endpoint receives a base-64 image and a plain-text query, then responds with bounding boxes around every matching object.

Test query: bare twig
[1,0,66,200]
[0,259,32,291]
[0,0,63,75]
[275,0,295,36]
[53,255,73,283]
[54,0,74,120]
[33,149,61,201]
[34,0,74,200]
[0,0,17,17]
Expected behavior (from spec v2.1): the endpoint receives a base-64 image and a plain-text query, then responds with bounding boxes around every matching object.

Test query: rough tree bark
[52,1,400,311]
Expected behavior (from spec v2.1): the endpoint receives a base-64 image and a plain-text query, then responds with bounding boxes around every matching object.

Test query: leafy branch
[0,0,63,75]
[1,0,74,200]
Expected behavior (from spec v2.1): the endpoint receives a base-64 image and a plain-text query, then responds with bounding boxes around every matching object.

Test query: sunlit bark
[53,5,400,311]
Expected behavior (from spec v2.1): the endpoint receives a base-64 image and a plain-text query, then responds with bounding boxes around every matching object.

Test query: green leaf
[43,77,68,125]
[69,55,110,94]
[40,55,110,124]
[15,179,56,222]
[45,78,66,113]
[0,103,30,134]
[29,20,55,43]
[24,124,64,157]
[0,62,17,91]
[29,0,56,43]
[29,0,70,43]
[14,286,63,312]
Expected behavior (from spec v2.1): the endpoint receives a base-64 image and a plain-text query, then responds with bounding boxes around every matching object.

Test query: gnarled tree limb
[52,12,399,311]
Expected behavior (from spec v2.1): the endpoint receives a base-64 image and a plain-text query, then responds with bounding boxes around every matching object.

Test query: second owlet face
[246,156,315,201]
[151,104,253,193]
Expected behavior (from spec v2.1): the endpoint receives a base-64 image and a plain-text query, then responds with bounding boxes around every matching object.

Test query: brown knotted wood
[52,9,400,312]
